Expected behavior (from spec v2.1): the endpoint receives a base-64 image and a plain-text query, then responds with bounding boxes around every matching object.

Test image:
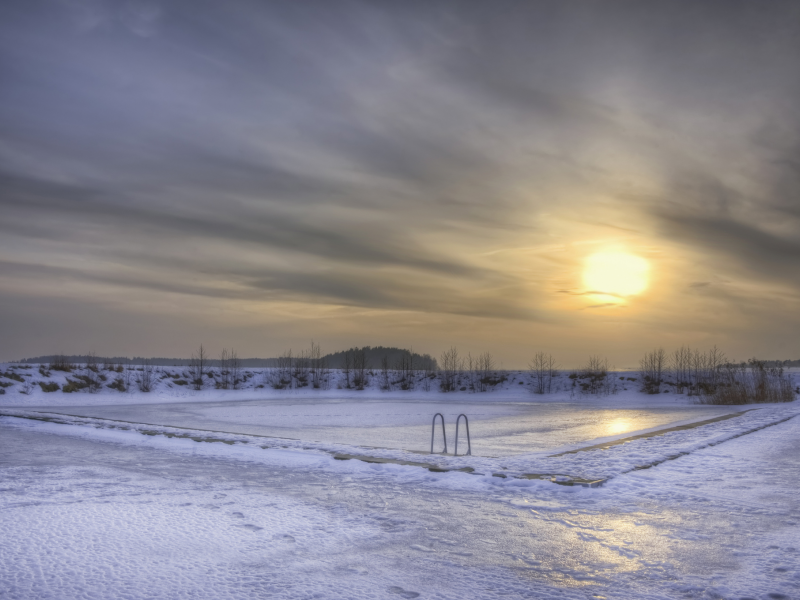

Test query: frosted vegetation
[3,343,796,405]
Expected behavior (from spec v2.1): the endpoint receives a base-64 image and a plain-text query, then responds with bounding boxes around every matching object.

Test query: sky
[1,0,799,368]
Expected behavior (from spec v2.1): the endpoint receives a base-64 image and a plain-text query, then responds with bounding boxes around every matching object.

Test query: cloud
[657,212,800,283]
[2,0,800,361]
[119,1,161,37]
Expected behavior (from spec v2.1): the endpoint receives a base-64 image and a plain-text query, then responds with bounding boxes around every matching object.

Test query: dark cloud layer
[1,0,799,362]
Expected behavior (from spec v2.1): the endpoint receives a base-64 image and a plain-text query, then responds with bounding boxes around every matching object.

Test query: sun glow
[583,252,649,298]
[606,418,631,436]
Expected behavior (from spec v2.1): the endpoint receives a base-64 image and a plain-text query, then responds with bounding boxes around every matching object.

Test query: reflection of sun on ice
[606,418,631,436]
[583,252,649,298]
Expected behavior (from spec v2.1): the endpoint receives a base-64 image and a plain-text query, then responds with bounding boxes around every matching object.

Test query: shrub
[50,355,74,372]
[1,371,24,382]
[173,379,188,386]
[639,349,666,394]
[37,382,60,393]
[63,377,91,393]
[567,357,617,396]
[699,360,796,405]
[137,361,154,392]
[107,378,126,392]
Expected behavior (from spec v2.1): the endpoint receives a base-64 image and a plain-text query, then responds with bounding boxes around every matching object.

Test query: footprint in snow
[231,512,244,519]
[241,524,263,532]
[347,566,368,575]
[388,586,420,599]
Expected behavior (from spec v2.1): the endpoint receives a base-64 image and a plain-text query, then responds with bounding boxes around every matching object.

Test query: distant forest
[17,347,439,370]
[321,347,437,370]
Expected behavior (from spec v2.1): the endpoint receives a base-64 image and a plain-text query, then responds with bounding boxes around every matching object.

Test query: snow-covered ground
[2,364,799,599]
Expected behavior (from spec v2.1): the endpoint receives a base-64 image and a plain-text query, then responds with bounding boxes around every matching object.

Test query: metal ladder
[430,413,471,455]
[430,413,447,454]
[454,413,471,456]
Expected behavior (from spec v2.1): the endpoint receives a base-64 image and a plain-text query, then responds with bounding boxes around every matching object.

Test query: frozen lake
[37,396,743,456]
[2,400,799,600]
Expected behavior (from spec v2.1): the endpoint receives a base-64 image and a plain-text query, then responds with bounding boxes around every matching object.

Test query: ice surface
[2,407,799,599]
[11,397,745,457]
[3,368,799,598]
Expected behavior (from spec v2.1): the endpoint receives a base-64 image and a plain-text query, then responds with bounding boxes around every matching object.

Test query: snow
[2,363,799,599]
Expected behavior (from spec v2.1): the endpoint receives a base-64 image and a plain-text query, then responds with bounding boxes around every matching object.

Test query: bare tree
[309,341,323,389]
[477,351,496,392]
[381,355,391,391]
[422,356,435,392]
[190,344,208,390]
[352,347,369,390]
[230,349,242,389]
[271,349,293,389]
[319,354,331,390]
[219,348,230,390]
[640,348,667,394]
[575,356,611,395]
[137,359,153,392]
[439,346,461,392]
[290,348,310,387]
[84,352,102,393]
[407,347,415,391]
[465,352,476,392]
[122,359,133,392]
[706,345,725,391]
[671,346,692,394]
[529,352,557,394]
[687,345,726,395]
[342,351,352,389]
[395,349,414,391]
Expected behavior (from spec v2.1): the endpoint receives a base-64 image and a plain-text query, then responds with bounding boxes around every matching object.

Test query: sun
[583,252,649,298]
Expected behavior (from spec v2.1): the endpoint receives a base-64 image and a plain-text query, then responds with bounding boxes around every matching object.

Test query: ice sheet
[32,397,743,456]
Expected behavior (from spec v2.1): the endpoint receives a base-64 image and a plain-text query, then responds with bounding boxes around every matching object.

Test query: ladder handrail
[454,413,471,456]
[431,413,447,454]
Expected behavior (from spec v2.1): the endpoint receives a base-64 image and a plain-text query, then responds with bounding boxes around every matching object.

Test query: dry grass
[698,361,796,405]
